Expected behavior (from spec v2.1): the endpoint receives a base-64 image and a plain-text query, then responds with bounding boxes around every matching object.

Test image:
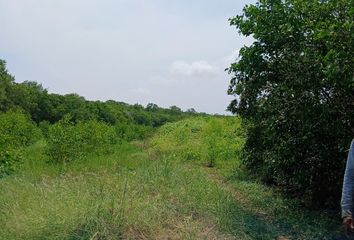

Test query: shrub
[0,149,23,177]
[149,117,245,167]
[0,110,40,148]
[0,110,40,176]
[115,123,153,141]
[227,0,353,206]
[46,116,118,164]
[38,120,51,138]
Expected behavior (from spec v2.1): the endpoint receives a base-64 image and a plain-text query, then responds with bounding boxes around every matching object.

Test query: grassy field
[0,117,341,239]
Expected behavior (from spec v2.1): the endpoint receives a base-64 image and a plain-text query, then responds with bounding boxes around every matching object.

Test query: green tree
[146,103,159,112]
[187,108,197,114]
[0,110,40,176]
[0,60,15,112]
[169,105,182,114]
[8,81,47,122]
[228,0,354,206]
[46,116,117,164]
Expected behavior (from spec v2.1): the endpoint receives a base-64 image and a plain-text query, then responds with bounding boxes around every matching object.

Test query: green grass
[0,116,342,239]
[148,116,341,239]
[0,140,228,239]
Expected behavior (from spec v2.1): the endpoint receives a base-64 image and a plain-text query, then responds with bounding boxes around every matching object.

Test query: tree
[228,0,354,206]
[187,108,197,114]
[8,81,47,122]
[146,103,159,112]
[0,60,15,112]
[169,106,182,114]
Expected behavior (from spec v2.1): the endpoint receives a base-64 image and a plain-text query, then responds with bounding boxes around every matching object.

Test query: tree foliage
[0,59,203,172]
[0,111,40,175]
[228,0,354,206]
[0,60,201,128]
[46,116,118,164]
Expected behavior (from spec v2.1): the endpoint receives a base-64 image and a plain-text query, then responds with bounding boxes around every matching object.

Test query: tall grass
[0,116,341,239]
[0,141,236,239]
[148,116,340,239]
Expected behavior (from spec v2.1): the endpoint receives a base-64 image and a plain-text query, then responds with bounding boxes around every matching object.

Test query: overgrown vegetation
[0,110,40,176]
[228,0,354,207]
[0,0,351,237]
[149,116,245,170]
[0,59,201,175]
[0,117,340,239]
[46,116,118,164]
[0,59,201,127]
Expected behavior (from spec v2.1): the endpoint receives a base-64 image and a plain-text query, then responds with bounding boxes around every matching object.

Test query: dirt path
[204,167,291,240]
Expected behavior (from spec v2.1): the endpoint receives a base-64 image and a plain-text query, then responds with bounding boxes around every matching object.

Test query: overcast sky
[0,0,255,114]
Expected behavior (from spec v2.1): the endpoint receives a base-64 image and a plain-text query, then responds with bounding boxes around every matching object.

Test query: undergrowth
[0,116,341,239]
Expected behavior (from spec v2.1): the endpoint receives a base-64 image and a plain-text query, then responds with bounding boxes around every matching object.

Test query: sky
[0,0,255,114]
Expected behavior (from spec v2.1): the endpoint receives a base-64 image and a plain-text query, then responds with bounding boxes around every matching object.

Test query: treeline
[0,59,203,175]
[228,0,353,207]
[0,60,201,126]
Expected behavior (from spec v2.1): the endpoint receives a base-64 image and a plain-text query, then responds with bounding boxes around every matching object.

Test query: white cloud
[0,0,255,114]
[170,60,219,77]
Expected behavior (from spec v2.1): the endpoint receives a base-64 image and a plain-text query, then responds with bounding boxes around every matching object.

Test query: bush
[227,0,353,206]
[46,116,118,164]
[149,117,245,167]
[0,149,23,177]
[0,110,40,148]
[0,110,40,176]
[115,123,153,141]
[38,120,51,138]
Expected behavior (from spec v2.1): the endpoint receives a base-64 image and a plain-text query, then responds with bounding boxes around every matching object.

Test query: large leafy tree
[8,81,47,122]
[0,60,15,111]
[228,0,353,206]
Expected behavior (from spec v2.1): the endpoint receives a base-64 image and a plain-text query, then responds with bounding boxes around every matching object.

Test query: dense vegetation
[0,110,41,176]
[0,59,200,126]
[1,0,352,237]
[46,117,118,164]
[0,59,202,175]
[228,0,354,206]
[0,117,339,239]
